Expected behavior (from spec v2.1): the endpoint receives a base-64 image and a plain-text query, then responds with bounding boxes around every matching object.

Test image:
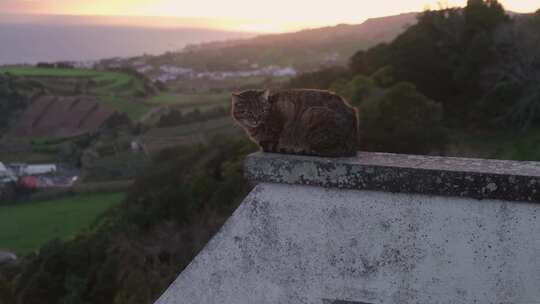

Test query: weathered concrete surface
[245,152,540,203]
[156,183,540,304]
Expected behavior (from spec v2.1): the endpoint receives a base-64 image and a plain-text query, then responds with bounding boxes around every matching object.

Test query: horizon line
[0,11,421,34]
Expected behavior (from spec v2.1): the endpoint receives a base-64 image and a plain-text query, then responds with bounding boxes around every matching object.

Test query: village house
[4,162,78,193]
[9,163,57,176]
[0,162,17,204]
[0,162,16,183]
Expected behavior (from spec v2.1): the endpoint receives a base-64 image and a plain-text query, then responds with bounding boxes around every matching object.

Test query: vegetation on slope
[0,74,28,136]
[0,66,158,120]
[290,1,540,158]
[2,2,540,304]
[0,138,256,304]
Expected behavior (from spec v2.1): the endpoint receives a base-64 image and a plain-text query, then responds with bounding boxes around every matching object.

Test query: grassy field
[0,192,124,254]
[0,66,153,120]
[141,117,243,153]
[99,96,152,120]
[140,92,230,124]
[1,67,238,122]
[0,66,100,77]
[149,92,229,107]
[0,67,135,90]
[0,66,133,85]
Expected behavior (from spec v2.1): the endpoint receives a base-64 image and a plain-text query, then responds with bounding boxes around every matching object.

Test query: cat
[232,89,358,157]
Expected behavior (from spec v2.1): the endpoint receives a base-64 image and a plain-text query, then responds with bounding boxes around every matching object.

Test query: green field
[0,67,135,89]
[141,117,243,153]
[140,92,230,124]
[0,192,124,254]
[0,66,134,85]
[0,66,154,120]
[0,66,100,77]
[99,96,152,120]
[149,92,229,107]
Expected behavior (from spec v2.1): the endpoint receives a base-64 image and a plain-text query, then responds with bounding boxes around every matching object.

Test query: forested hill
[187,12,418,51]
[141,13,418,72]
[289,2,540,157]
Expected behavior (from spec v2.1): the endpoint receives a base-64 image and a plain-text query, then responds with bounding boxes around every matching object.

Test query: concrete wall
[157,183,540,303]
[156,152,540,304]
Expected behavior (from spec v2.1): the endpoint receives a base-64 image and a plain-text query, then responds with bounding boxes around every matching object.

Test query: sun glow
[1,0,538,33]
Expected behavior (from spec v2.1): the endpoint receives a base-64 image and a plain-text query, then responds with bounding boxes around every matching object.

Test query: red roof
[18,176,38,190]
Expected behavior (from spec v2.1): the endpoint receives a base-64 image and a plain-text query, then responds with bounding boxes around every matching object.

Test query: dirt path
[139,105,163,123]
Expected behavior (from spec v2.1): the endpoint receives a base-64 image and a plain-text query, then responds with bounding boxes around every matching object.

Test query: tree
[10,139,257,304]
[371,66,395,88]
[481,13,540,129]
[351,9,465,102]
[349,75,378,106]
[158,109,184,127]
[348,3,511,126]
[0,74,29,135]
[359,82,446,154]
[350,43,392,76]
[349,50,368,75]
[464,0,509,40]
[331,75,376,106]
[454,0,510,96]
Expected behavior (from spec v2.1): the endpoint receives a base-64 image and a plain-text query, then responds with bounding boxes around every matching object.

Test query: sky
[1,0,539,32]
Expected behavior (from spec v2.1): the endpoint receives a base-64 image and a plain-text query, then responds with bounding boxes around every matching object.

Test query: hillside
[0,66,157,121]
[187,12,418,51]
[11,96,118,139]
[2,3,540,304]
[99,13,417,94]
[141,13,418,72]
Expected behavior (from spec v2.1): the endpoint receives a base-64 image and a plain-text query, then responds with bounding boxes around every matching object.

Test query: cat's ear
[231,92,240,103]
[261,90,270,102]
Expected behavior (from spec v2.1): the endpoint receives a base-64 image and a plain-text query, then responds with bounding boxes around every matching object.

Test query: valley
[3,5,540,303]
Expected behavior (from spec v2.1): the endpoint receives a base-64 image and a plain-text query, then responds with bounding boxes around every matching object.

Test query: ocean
[0,16,254,65]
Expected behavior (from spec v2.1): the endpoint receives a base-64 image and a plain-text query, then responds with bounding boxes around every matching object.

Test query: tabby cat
[232,89,358,157]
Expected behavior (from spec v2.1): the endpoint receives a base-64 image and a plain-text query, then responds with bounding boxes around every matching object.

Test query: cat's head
[231,90,271,129]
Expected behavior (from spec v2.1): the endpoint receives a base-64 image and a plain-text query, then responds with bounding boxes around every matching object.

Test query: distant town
[0,161,79,204]
[56,58,299,84]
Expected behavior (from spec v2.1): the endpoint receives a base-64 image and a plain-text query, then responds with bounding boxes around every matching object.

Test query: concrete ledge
[156,183,540,303]
[156,152,540,303]
[245,152,540,203]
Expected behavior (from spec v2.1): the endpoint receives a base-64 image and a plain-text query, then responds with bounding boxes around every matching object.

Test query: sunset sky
[1,0,539,32]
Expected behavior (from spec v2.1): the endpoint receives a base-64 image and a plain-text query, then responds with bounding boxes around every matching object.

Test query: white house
[24,164,57,176]
[0,251,17,264]
[0,162,7,174]
[0,162,16,183]
[7,163,57,176]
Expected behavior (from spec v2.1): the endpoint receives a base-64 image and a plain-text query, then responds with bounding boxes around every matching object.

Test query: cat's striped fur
[232,89,358,157]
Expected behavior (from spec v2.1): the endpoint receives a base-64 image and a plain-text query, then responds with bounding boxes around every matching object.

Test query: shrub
[331,75,376,106]
[359,82,447,154]
[0,75,29,134]
[8,138,257,304]
[349,75,378,106]
[371,66,395,88]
